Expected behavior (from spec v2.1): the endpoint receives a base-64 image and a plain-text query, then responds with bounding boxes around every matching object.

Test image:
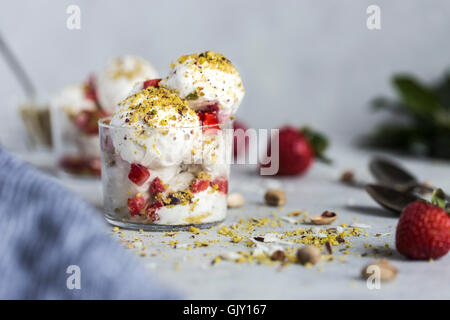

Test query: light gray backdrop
[1,0,449,150]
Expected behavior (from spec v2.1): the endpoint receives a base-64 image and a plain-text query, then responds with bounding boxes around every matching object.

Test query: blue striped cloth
[0,147,176,299]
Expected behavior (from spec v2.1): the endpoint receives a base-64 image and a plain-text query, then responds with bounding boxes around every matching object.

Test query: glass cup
[51,102,107,178]
[99,118,233,231]
[19,99,52,151]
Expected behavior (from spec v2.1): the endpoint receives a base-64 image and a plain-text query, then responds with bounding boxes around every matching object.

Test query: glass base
[105,216,224,231]
[57,169,100,180]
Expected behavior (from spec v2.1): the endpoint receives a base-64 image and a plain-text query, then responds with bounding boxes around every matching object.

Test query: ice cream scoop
[51,83,97,115]
[110,84,200,168]
[97,55,159,112]
[161,51,245,117]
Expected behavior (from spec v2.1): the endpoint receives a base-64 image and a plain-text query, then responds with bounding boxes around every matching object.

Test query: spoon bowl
[369,156,450,202]
[365,184,421,214]
[369,157,418,191]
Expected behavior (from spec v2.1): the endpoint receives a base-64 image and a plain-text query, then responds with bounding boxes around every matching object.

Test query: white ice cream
[110,86,200,169]
[51,83,96,114]
[104,157,180,211]
[97,55,159,112]
[75,134,101,158]
[102,155,136,211]
[157,189,227,225]
[167,171,195,192]
[134,165,180,195]
[161,51,245,116]
[51,83,100,159]
[190,130,232,178]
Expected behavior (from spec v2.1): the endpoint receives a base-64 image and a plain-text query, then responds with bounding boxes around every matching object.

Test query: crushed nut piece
[254,236,265,242]
[325,242,333,255]
[189,226,200,234]
[220,251,242,261]
[288,211,302,217]
[264,189,286,207]
[310,211,338,225]
[340,170,355,184]
[271,250,286,261]
[361,258,398,282]
[296,246,321,265]
[227,193,245,208]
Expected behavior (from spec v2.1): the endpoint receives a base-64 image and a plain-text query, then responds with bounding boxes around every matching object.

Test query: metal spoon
[0,32,36,100]
[369,156,449,199]
[365,184,421,214]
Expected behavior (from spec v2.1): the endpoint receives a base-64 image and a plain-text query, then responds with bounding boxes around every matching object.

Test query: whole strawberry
[233,120,249,158]
[396,190,450,260]
[260,126,329,176]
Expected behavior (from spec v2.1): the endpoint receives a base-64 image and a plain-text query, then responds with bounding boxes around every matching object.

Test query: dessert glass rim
[98,116,233,130]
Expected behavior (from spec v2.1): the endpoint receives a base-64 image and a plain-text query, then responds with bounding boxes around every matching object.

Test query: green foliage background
[366,72,450,159]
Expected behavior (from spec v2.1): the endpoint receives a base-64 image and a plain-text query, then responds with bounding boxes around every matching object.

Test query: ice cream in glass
[51,55,158,177]
[100,51,244,230]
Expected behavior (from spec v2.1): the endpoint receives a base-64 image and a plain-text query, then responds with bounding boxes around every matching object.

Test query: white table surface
[18,142,450,299]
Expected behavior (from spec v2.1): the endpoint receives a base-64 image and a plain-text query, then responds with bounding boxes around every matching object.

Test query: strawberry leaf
[300,126,331,164]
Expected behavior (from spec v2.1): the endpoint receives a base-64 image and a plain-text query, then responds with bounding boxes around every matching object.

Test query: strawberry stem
[431,188,447,210]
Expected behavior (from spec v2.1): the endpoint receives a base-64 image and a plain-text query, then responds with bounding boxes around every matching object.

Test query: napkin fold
[0,147,176,299]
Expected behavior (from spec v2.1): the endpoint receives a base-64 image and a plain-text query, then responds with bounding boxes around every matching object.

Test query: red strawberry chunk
[199,112,219,129]
[202,113,219,127]
[84,74,97,102]
[149,177,166,195]
[74,109,109,135]
[59,156,101,177]
[191,179,210,193]
[88,158,101,176]
[127,195,146,217]
[146,201,163,222]
[74,111,90,130]
[211,178,228,194]
[128,163,150,186]
[204,102,219,115]
[143,79,162,89]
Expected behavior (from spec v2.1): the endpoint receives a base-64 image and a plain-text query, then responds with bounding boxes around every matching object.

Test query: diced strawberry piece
[211,178,228,194]
[198,111,219,132]
[202,113,219,127]
[85,90,97,101]
[88,158,101,176]
[128,163,150,186]
[147,211,160,223]
[127,195,146,217]
[143,79,162,89]
[196,102,223,131]
[204,102,219,115]
[74,109,109,135]
[149,177,165,194]
[59,156,101,176]
[146,201,163,222]
[59,156,85,173]
[191,179,210,193]
[74,111,90,129]
[84,74,97,102]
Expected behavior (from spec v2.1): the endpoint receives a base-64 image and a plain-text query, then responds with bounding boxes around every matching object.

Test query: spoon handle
[0,32,36,100]
[418,183,450,202]
[417,183,434,193]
